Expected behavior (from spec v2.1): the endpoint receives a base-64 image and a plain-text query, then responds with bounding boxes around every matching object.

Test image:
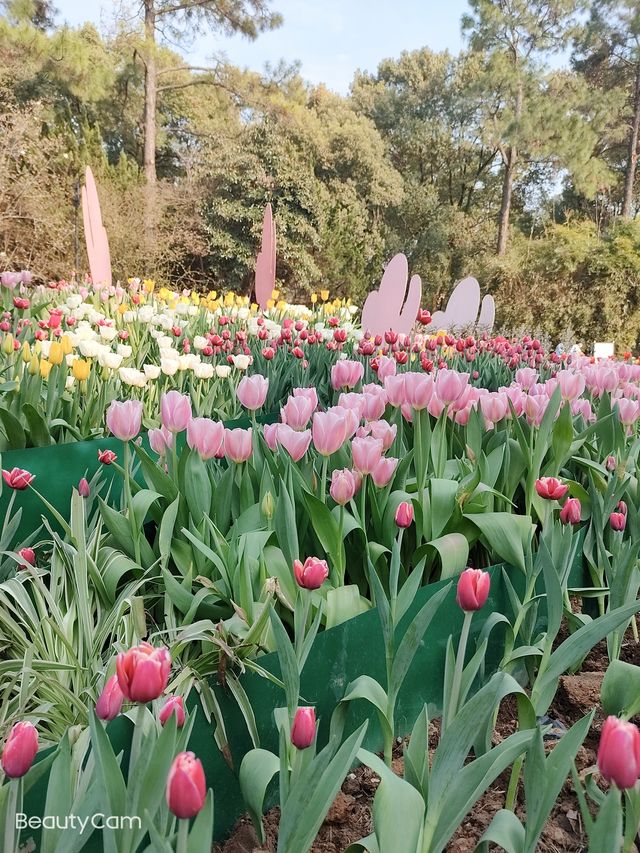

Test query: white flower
[39,340,51,358]
[119,367,147,387]
[66,295,82,310]
[231,354,251,370]
[178,354,199,371]
[78,340,101,358]
[99,352,124,369]
[194,362,214,379]
[99,326,117,341]
[65,376,75,390]
[161,358,179,376]
[157,335,174,349]
[123,311,136,323]
[138,305,154,323]
[143,363,161,379]
[216,365,231,378]
[117,344,133,358]
[193,335,208,351]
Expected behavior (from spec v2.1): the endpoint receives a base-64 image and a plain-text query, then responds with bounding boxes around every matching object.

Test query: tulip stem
[319,456,328,504]
[129,702,146,779]
[445,610,473,734]
[176,818,189,853]
[4,778,19,853]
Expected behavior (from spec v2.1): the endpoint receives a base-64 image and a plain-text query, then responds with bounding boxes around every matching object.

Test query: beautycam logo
[16,813,142,833]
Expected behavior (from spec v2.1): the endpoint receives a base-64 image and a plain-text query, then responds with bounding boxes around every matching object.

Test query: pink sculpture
[361,254,422,336]
[427,277,495,333]
[255,203,276,310]
[81,166,112,288]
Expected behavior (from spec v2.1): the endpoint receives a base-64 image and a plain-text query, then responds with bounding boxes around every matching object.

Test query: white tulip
[99,325,118,341]
[117,344,133,358]
[215,365,231,378]
[231,354,251,370]
[161,358,179,376]
[143,363,161,379]
[194,362,214,379]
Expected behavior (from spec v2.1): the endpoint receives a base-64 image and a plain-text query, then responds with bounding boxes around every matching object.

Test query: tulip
[236,374,269,410]
[293,387,318,410]
[161,390,192,433]
[369,420,397,452]
[597,716,640,789]
[72,359,91,381]
[383,374,406,407]
[331,360,364,390]
[149,426,174,457]
[606,455,617,472]
[187,418,224,460]
[312,411,348,456]
[281,395,315,430]
[96,675,125,721]
[2,468,35,490]
[362,392,387,422]
[263,422,280,451]
[395,501,414,528]
[435,369,469,406]
[371,455,398,487]
[617,500,628,515]
[293,556,329,590]
[290,707,316,749]
[556,369,586,401]
[106,400,143,442]
[1,721,38,778]
[376,355,396,382]
[456,568,490,612]
[559,498,581,525]
[352,436,384,475]
[515,367,538,390]
[116,642,171,703]
[159,695,186,728]
[166,751,207,819]
[98,449,117,465]
[404,373,434,410]
[224,428,253,463]
[610,511,627,532]
[535,477,569,500]
[78,477,90,498]
[277,425,312,462]
[18,547,35,566]
[330,469,357,505]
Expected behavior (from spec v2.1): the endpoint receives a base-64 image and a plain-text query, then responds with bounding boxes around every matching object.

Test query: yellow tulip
[266,299,275,309]
[72,359,90,381]
[48,342,64,365]
[311,293,318,304]
[118,304,128,315]
[40,359,52,379]
[276,300,286,311]
[21,341,31,363]
[2,334,14,355]
[60,334,73,355]
[143,279,155,293]
[208,290,217,300]
[28,355,39,375]
[251,302,259,312]
[271,289,280,300]
[320,290,330,301]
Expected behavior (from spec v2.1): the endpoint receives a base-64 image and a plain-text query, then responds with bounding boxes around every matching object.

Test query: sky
[53,0,470,93]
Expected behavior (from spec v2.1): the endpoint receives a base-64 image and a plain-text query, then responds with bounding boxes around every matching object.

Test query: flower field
[2,272,640,852]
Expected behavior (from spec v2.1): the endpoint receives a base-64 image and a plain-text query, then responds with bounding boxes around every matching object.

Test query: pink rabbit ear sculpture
[361,253,422,336]
[255,203,276,310]
[427,276,495,334]
[81,166,112,289]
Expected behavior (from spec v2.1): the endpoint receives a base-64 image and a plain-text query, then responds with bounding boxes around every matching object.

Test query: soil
[217,618,640,853]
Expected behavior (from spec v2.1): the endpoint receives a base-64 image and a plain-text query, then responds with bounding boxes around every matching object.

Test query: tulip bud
[597,716,640,789]
[166,751,207,818]
[28,354,39,375]
[456,568,490,612]
[535,477,569,500]
[559,498,581,525]
[293,557,329,590]
[2,334,14,355]
[395,501,414,528]
[159,695,186,728]
[18,547,36,567]
[1,721,38,778]
[261,491,275,520]
[95,675,124,721]
[290,707,316,749]
[606,455,617,472]
[78,478,90,498]
[610,511,627,532]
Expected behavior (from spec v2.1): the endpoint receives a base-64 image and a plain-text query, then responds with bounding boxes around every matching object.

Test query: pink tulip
[293,387,318,410]
[606,455,617,472]
[556,370,585,402]
[479,392,509,425]
[106,400,143,442]
[96,675,124,721]
[277,425,312,461]
[395,501,414,528]
[331,360,364,390]
[368,420,397,451]
[338,392,366,418]
[535,477,569,500]
[515,367,538,390]
[293,556,329,589]
[2,467,35,490]
[428,393,445,418]
[149,426,173,457]
[224,428,253,463]
[290,707,316,749]
[187,418,224,460]
[435,369,469,406]
[616,398,639,427]
[371,455,398,487]
[1,721,38,778]
[330,469,357,505]
[456,568,490,612]
[352,436,384,475]
[161,390,192,433]
[236,374,269,410]
[376,355,396,382]
[18,547,35,566]
[597,716,640,789]
[281,395,315,430]
[166,751,207,818]
[559,498,581,525]
[384,374,406,407]
[116,642,171,703]
[78,477,90,498]
[610,511,627,532]
[362,392,386,422]
[159,695,186,728]
[263,422,280,450]
[312,411,348,456]
[404,373,433,411]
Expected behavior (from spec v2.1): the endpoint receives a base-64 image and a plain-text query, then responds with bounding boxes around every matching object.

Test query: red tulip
[96,675,124,721]
[2,468,35,490]
[166,751,207,818]
[610,511,627,532]
[559,498,581,525]
[597,716,640,789]
[293,557,329,590]
[18,547,35,566]
[535,477,568,500]
[116,642,171,703]
[1,721,38,778]
[159,696,185,728]
[98,449,117,465]
[78,477,90,498]
[291,707,316,749]
[456,568,490,612]
[395,502,414,528]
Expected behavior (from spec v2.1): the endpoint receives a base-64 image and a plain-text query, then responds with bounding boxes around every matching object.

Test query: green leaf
[479,808,526,853]
[187,790,215,853]
[325,585,370,629]
[269,607,299,719]
[23,404,52,447]
[239,749,280,843]
[587,788,622,853]
[464,512,533,574]
[601,660,640,718]
[426,533,469,579]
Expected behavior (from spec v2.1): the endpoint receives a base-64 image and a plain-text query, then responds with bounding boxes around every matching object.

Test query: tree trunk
[622,62,640,220]
[497,81,523,256]
[143,0,157,249]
